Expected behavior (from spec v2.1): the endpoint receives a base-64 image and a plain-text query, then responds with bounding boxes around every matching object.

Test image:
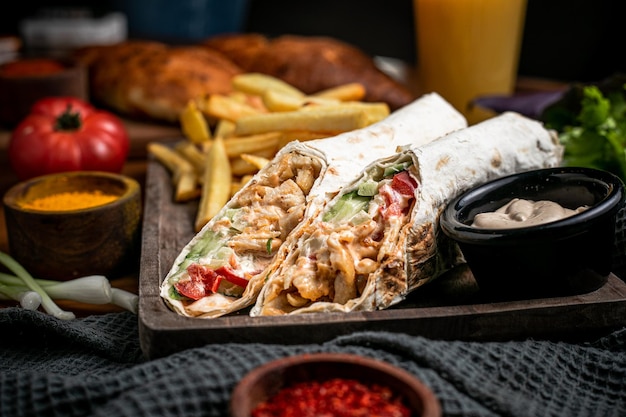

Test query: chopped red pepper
[214,266,250,288]
[252,378,411,417]
[380,171,417,219]
[174,263,249,300]
[391,171,418,197]
[174,264,221,300]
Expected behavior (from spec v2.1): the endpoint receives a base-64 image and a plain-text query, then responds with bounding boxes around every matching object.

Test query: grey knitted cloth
[0,308,624,417]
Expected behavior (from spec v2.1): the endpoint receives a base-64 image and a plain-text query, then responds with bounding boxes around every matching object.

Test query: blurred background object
[111,0,250,44]
[414,0,528,124]
[19,9,126,58]
[0,36,20,65]
[0,0,622,84]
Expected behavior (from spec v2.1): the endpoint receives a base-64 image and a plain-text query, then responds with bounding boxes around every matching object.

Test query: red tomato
[8,96,129,180]
[391,171,418,196]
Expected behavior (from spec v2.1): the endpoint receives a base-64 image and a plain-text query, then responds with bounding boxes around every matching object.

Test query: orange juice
[414,0,527,124]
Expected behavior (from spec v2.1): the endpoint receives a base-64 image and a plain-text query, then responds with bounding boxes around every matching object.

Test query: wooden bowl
[2,171,141,281]
[230,352,441,417]
[0,57,89,127]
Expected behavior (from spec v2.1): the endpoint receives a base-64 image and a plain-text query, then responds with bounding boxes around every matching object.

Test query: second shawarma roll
[251,112,564,316]
[159,93,467,318]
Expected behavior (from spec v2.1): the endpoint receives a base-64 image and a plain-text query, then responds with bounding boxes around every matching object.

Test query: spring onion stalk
[0,282,42,310]
[0,273,59,288]
[0,274,113,304]
[40,275,113,304]
[0,252,75,320]
[110,288,139,314]
[0,271,137,313]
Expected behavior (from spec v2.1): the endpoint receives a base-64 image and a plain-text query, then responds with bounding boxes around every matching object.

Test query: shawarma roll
[159,93,467,318]
[251,112,564,316]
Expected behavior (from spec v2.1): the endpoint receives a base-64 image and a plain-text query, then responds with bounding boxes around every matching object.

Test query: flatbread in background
[74,41,243,122]
[252,112,563,316]
[159,93,467,318]
[202,34,417,111]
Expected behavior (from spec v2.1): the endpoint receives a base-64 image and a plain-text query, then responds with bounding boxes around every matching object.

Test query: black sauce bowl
[440,167,625,300]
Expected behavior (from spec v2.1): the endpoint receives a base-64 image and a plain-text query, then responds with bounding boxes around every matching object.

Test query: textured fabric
[0,308,625,417]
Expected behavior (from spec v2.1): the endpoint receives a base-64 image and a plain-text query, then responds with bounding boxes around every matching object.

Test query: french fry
[230,174,255,197]
[312,83,367,101]
[277,130,336,148]
[228,91,267,112]
[299,102,390,125]
[262,89,339,112]
[204,94,262,122]
[240,153,270,170]
[148,142,200,202]
[223,132,281,158]
[200,132,280,166]
[232,73,305,98]
[228,91,251,104]
[179,100,211,144]
[241,174,255,184]
[230,148,277,176]
[230,181,243,197]
[174,141,205,175]
[215,119,236,138]
[201,119,235,154]
[234,107,372,136]
[195,136,231,232]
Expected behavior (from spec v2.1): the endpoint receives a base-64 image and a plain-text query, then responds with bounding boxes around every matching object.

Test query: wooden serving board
[138,153,626,359]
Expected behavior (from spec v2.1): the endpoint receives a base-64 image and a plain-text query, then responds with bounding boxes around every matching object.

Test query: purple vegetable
[471,90,566,119]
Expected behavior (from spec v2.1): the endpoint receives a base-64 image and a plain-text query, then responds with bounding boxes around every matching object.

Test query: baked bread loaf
[75,34,416,123]
[75,41,243,123]
[202,34,416,111]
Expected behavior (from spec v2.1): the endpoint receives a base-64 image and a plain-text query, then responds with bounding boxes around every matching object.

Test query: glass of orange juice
[414,0,527,124]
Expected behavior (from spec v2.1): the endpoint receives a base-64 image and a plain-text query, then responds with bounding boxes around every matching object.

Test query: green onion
[111,288,138,314]
[0,282,42,310]
[0,273,113,304]
[0,251,140,316]
[43,276,113,304]
[266,238,273,254]
[0,251,75,320]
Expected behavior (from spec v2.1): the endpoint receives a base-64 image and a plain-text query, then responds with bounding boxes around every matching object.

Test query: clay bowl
[230,352,441,417]
[0,57,88,127]
[2,171,141,281]
[440,167,625,301]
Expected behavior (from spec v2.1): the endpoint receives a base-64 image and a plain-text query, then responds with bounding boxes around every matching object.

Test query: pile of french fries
[148,73,390,232]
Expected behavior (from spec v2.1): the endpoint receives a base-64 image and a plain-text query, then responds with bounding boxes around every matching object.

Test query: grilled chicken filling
[264,166,417,312]
[168,152,322,302]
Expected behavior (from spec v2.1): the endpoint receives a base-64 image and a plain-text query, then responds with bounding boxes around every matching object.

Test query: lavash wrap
[159,93,467,318]
[252,112,564,316]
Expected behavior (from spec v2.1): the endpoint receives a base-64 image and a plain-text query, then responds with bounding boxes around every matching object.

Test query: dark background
[1,0,623,83]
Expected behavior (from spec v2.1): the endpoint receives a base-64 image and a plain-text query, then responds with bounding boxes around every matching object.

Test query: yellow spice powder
[21,190,118,211]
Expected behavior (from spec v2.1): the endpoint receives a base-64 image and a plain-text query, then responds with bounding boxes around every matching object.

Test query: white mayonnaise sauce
[471,198,588,229]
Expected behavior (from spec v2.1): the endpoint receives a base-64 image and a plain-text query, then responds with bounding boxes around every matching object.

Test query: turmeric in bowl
[3,171,142,280]
[20,190,118,211]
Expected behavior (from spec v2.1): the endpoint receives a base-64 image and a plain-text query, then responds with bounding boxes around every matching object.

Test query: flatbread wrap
[159,93,467,318]
[251,112,564,316]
